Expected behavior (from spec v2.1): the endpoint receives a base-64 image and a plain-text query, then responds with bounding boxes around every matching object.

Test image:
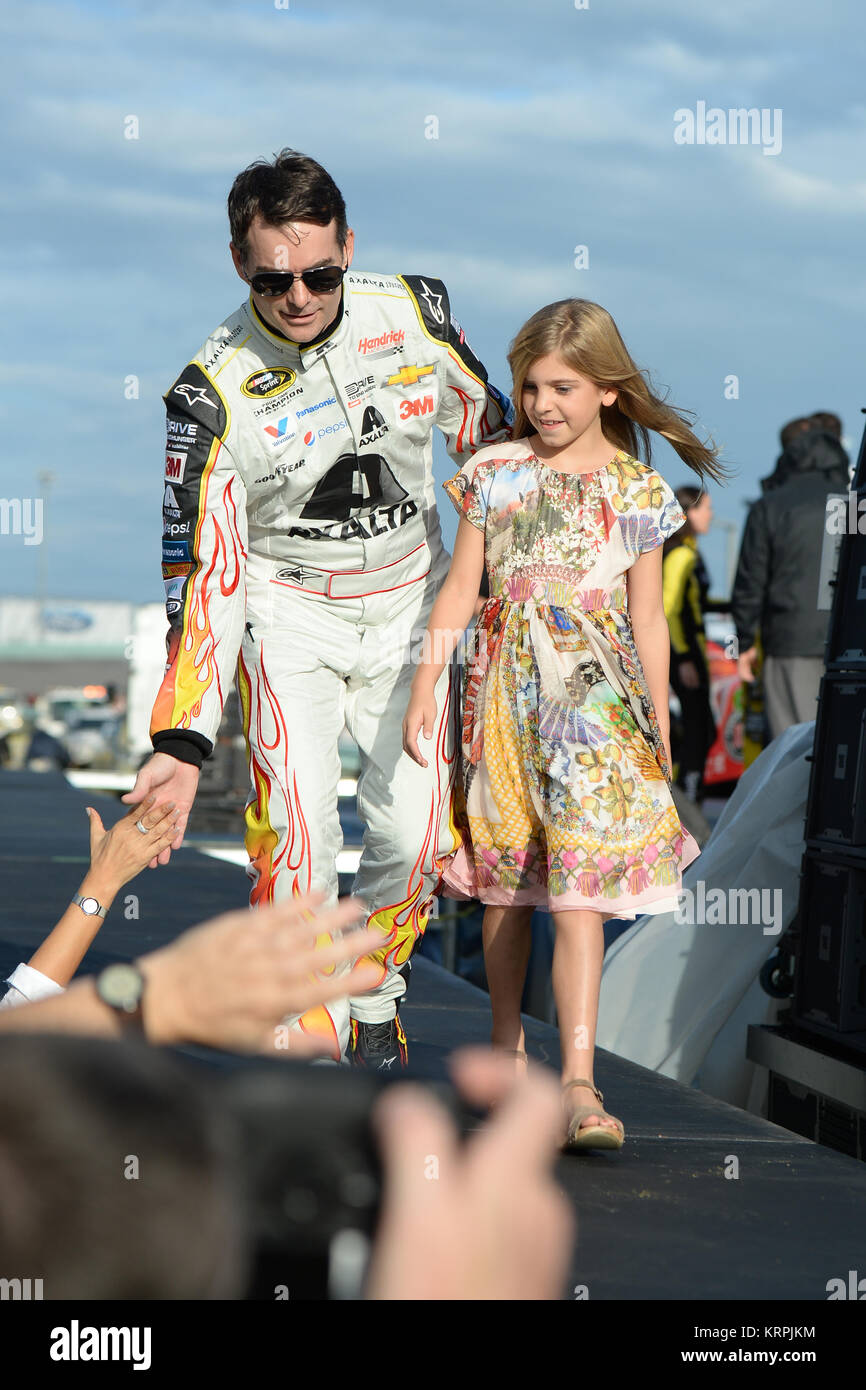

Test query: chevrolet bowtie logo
[385,363,435,387]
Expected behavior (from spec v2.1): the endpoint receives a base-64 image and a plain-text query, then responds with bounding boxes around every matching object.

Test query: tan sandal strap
[562,1078,603,1102]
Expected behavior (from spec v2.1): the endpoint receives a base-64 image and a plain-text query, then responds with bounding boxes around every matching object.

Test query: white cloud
[755,158,866,212]
[627,38,782,83]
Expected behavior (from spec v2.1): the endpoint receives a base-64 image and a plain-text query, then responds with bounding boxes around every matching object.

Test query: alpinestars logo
[418,280,445,325]
[174,383,217,409]
[289,453,417,541]
[359,406,388,447]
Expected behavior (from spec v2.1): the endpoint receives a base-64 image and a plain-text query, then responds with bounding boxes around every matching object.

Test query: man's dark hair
[228,149,348,261]
[0,1035,246,1298]
[810,411,842,439]
[779,417,813,450]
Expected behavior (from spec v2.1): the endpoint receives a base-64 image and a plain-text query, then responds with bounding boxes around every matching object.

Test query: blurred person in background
[662,486,717,808]
[759,416,814,493]
[732,412,850,739]
[24,718,70,774]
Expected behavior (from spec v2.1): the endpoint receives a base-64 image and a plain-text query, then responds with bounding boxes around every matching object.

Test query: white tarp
[597,721,816,1115]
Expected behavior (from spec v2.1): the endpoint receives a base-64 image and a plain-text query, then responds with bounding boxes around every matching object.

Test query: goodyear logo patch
[241,367,297,398]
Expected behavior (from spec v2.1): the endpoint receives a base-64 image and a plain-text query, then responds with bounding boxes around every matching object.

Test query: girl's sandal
[561,1078,625,1151]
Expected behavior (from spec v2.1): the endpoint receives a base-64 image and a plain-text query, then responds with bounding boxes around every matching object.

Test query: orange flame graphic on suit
[239,647,339,1058]
[151,461,244,734]
[367,673,458,973]
[448,384,478,454]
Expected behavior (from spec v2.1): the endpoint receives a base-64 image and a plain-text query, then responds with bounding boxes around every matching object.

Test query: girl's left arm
[627,546,673,762]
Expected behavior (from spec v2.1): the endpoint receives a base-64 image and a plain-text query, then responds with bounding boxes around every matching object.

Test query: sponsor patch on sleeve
[162,540,191,564]
[165,451,187,484]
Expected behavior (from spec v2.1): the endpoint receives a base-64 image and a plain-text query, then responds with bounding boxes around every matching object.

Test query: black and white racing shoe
[349,1014,408,1070]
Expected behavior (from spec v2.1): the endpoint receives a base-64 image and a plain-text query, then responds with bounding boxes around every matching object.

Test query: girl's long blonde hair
[507,299,728,485]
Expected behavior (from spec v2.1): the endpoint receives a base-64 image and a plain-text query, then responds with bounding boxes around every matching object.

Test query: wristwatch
[72,892,107,919]
[95,963,146,1027]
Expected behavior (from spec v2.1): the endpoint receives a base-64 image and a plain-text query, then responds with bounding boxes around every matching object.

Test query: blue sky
[1,0,863,604]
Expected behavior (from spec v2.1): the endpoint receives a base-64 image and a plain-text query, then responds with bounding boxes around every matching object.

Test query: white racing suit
[150,271,512,1058]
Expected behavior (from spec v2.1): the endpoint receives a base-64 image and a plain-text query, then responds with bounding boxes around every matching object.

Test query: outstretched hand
[366,1047,574,1300]
[137,892,385,1059]
[86,795,179,894]
[121,752,200,867]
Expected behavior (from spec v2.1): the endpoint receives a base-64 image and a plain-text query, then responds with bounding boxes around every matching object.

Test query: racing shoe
[349,1014,408,1071]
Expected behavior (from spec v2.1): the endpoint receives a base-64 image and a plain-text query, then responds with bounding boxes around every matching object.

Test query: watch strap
[95,964,146,1026]
[72,892,107,919]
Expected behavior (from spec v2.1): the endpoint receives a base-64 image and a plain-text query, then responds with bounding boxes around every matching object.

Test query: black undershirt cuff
[151,730,212,769]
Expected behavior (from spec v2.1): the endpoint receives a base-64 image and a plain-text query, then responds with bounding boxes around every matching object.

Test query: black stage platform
[2,770,865,1301]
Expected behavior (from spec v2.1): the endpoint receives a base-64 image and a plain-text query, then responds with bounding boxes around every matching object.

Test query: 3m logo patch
[398,395,434,420]
[165,452,187,483]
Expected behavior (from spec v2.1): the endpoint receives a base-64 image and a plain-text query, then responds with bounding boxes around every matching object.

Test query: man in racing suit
[123,150,511,1065]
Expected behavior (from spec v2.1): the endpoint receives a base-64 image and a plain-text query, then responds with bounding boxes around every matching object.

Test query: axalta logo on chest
[289,500,418,542]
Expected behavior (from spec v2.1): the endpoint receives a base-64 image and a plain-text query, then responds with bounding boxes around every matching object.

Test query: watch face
[98,963,144,1013]
[79,897,99,915]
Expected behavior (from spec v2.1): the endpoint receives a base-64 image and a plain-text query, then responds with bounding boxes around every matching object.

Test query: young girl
[403,298,726,1151]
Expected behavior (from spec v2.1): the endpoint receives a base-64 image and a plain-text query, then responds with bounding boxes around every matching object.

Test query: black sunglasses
[249,265,346,297]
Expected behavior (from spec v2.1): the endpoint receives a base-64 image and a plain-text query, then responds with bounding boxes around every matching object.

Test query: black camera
[176,1047,480,1300]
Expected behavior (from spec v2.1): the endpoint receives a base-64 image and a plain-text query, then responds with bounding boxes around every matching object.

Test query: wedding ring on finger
[135,819,149,835]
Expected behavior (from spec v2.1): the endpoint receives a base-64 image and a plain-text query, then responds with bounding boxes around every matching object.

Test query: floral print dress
[441,439,701,919]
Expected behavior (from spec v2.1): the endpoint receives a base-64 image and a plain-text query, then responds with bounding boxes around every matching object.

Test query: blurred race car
[62,708,124,769]
[702,613,746,788]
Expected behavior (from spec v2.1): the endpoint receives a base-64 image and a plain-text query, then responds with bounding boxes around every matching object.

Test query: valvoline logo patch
[264,417,292,440]
[262,413,298,447]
